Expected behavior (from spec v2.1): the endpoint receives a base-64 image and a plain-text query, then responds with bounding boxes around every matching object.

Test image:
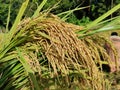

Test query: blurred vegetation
[0,0,24,28]
[90,0,120,20]
[0,0,120,29]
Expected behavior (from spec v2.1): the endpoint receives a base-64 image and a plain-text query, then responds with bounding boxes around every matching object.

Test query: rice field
[0,0,120,90]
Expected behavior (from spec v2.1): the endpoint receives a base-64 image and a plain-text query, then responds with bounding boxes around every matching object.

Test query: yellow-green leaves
[0,0,29,59]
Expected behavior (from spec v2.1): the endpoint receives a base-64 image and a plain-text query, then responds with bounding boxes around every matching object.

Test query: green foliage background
[0,0,120,28]
[0,0,24,27]
[90,0,120,19]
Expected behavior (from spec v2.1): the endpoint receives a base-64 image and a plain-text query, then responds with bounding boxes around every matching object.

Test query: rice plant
[0,0,120,90]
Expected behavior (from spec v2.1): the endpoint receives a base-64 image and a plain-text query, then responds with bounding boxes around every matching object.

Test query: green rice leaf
[32,0,47,18]
[57,6,90,21]
[0,0,29,59]
[85,3,120,32]
[9,0,29,40]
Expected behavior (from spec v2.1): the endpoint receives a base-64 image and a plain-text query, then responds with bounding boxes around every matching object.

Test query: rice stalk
[13,13,109,89]
[1,12,117,89]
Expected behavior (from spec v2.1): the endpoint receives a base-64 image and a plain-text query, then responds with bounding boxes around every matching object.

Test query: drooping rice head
[0,13,114,90]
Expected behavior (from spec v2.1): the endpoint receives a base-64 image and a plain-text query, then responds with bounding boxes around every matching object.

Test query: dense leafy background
[0,0,120,29]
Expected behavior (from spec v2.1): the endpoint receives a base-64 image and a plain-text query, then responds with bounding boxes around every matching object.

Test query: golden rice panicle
[17,13,110,89]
